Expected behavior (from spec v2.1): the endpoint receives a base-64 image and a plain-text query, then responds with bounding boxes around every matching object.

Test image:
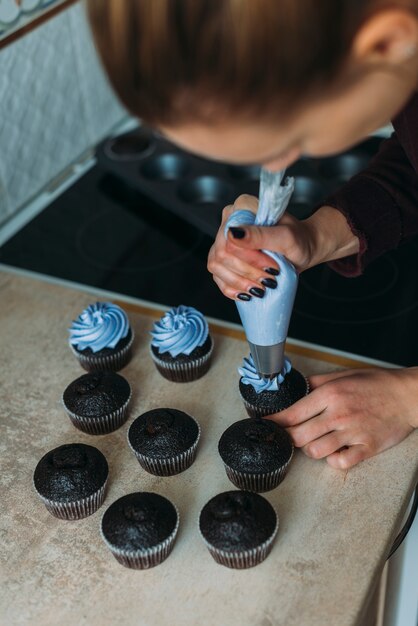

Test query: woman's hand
[207,194,316,300]
[207,196,360,300]
[267,367,418,469]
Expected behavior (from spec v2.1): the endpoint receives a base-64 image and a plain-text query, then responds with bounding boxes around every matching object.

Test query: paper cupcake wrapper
[128,420,201,476]
[241,376,310,419]
[36,479,108,520]
[70,330,134,373]
[100,505,180,569]
[222,447,294,492]
[200,511,279,569]
[63,389,131,435]
[149,340,213,383]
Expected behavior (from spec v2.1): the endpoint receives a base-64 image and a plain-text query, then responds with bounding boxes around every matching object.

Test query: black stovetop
[2,133,418,366]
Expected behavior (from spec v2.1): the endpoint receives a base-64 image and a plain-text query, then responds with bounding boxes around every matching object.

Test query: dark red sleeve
[322,132,418,277]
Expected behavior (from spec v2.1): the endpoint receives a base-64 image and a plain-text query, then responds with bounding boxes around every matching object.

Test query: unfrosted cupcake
[63,371,131,435]
[199,490,278,569]
[128,408,200,476]
[150,305,213,382]
[239,354,309,418]
[101,492,179,569]
[33,443,109,520]
[69,302,134,372]
[218,418,293,492]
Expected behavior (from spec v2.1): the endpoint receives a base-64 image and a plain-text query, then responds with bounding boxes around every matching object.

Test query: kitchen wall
[0,2,126,226]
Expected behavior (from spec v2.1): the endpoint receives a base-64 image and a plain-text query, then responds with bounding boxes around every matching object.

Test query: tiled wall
[0,2,126,226]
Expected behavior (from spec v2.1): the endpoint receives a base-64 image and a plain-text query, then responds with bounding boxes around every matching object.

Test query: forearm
[304,205,360,268]
[319,132,418,277]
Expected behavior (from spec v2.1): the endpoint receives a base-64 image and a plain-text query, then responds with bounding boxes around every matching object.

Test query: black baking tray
[96,126,384,238]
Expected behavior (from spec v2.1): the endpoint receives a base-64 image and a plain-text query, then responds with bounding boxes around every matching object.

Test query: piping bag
[225,168,296,379]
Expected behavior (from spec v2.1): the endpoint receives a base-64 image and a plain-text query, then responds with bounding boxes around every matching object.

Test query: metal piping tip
[248,341,286,379]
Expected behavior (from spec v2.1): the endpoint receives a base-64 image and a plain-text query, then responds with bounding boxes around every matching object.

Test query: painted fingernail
[261,278,277,289]
[264,267,279,276]
[229,227,246,239]
[249,287,265,298]
[237,292,251,301]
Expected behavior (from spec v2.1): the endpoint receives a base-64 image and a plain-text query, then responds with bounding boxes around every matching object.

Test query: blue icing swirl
[151,305,209,357]
[69,302,130,353]
[238,354,292,394]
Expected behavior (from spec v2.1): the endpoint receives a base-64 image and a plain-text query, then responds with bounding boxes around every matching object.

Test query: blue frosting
[224,169,298,348]
[150,305,209,357]
[239,354,292,394]
[69,302,130,353]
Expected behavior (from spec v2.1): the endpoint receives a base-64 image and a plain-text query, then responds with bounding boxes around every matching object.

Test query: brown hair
[87,0,373,126]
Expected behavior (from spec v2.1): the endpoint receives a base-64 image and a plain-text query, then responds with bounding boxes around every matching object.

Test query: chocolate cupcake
[101,492,179,569]
[128,408,200,476]
[218,418,293,492]
[239,354,309,418]
[33,443,108,520]
[69,302,134,372]
[150,305,213,382]
[63,371,131,435]
[199,490,278,569]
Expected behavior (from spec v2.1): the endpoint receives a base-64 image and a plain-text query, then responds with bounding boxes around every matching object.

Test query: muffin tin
[96,127,384,238]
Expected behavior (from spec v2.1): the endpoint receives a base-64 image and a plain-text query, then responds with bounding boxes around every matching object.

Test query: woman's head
[88,0,418,169]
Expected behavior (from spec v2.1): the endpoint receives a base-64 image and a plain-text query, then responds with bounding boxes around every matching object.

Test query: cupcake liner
[127,420,201,476]
[149,340,213,383]
[222,447,294,492]
[241,376,310,419]
[62,388,131,435]
[35,480,108,520]
[70,330,134,373]
[200,512,279,569]
[100,505,180,569]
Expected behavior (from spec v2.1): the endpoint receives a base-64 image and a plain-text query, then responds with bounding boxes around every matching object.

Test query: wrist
[305,205,360,268]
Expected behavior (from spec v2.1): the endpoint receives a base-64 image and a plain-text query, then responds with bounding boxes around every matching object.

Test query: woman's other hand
[267,367,418,469]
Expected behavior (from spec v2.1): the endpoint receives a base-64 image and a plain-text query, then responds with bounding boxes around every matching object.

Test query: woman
[88,0,418,468]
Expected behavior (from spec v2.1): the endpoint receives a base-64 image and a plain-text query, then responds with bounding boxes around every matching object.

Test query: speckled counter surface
[1,270,417,626]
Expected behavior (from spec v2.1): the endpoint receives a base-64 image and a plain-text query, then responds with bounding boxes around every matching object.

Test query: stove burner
[76,206,203,273]
[295,252,418,323]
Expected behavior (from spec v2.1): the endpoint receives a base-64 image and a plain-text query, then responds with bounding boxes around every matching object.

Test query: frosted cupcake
[239,354,309,418]
[69,302,133,372]
[101,492,179,569]
[33,443,109,520]
[199,490,278,569]
[150,305,213,382]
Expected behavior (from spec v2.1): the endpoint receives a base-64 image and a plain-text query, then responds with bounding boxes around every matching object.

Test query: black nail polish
[264,267,279,276]
[229,227,246,239]
[261,278,277,289]
[237,293,251,301]
[249,287,265,298]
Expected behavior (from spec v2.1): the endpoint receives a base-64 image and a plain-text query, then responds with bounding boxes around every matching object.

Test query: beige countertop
[1,270,417,626]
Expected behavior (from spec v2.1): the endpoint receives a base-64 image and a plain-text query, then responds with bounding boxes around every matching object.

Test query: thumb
[228,224,279,250]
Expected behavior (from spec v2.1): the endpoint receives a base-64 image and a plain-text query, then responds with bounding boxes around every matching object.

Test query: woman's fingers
[266,387,328,428]
[309,369,362,390]
[286,410,333,448]
[224,239,279,272]
[302,431,347,460]
[326,445,369,470]
[210,261,266,299]
[233,193,259,213]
